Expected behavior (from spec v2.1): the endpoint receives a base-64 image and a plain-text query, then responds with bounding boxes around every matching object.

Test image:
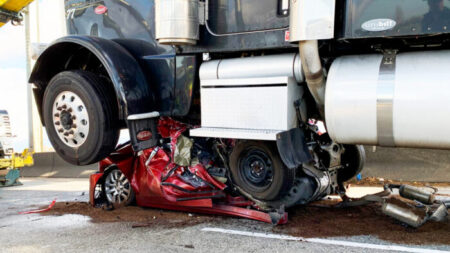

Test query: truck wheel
[43,70,120,165]
[229,141,295,201]
[103,168,135,207]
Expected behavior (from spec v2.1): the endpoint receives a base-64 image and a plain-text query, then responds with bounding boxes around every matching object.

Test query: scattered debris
[338,184,449,228]
[19,199,56,214]
[277,202,450,245]
[349,177,450,187]
[38,200,449,245]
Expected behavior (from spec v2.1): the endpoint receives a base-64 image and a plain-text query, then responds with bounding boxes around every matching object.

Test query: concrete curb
[21,147,450,182]
[21,152,97,178]
[362,146,450,182]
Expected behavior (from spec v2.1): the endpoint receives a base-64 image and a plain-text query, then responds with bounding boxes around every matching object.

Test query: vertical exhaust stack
[289,0,336,117]
[298,40,326,115]
[155,0,200,45]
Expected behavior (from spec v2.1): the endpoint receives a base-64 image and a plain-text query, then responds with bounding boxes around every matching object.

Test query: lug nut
[71,115,76,120]
[69,130,74,135]
[55,121,61,126]
[71,124,77,128]
[57,107,62,111]
[54,113,60,117]
[58,128,64,133]
[67,108,73,113]
[62,104,67,109]
[64,132,70,136]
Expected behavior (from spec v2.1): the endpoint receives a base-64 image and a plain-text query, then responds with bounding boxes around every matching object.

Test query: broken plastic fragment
[19,199,56,214]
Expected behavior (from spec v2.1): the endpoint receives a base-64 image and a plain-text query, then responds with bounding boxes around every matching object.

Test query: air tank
[200,53,304,83]
[325,50,450,149]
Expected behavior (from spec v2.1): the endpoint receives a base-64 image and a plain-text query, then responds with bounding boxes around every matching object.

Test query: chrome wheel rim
[52,91,89,148]
[104,170,132,204]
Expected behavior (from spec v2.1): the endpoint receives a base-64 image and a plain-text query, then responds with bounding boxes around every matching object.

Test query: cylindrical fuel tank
[200,53,304,83]
[325,50,450,149]
[155,0,199,45]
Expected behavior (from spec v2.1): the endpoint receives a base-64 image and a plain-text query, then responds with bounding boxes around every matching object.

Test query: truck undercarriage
[28,0,450,209]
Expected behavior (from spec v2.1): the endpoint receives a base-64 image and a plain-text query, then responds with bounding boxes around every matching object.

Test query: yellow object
[0,149,34,169]
[0,0,34,27]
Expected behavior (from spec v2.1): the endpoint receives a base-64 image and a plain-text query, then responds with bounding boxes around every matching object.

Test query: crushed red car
[90,117,287,224]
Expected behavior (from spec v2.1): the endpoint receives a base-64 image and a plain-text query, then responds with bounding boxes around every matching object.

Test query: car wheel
[338,145,366,183]
[103,168,135,207]
[43,70,120,165]
[229,141,295,201]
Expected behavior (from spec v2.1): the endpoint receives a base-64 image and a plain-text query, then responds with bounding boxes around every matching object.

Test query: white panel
[201,86,288,130]
[190,128,281,141]
[200,77,300,132]
[201,76,289,87]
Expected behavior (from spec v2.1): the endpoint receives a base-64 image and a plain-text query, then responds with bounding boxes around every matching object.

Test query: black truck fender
[29,35,156,125]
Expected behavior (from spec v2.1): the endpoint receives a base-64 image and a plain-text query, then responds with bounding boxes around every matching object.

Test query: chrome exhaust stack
[298,40,326,116]
[289,0,336,117]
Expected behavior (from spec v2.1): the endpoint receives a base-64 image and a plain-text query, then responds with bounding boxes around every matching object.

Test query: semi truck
[29,0,450,207]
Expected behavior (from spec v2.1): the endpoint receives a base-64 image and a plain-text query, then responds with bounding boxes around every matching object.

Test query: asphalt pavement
[0,178,449,253]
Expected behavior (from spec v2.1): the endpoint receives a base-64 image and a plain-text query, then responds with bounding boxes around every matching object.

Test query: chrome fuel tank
[325,50,450,149]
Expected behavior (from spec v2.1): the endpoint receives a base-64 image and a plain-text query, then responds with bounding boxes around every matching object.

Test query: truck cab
[28,0,450,206]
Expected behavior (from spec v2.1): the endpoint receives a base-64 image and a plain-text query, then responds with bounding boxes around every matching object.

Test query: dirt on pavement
[348,177,450,187]
[39,199,450,246]
[276,198,449,245]
[41,202,215,228]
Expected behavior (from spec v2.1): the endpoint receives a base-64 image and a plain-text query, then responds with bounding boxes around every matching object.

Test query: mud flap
[276,128,312,169]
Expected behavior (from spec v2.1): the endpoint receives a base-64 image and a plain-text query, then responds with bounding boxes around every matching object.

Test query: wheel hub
[241,150,274,188]
[52,91,89,148]
[105,170,132,205]
[60,111,73,130]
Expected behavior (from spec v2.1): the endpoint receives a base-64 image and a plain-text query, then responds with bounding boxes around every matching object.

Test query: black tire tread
[229,141,295,201]
[43,70,120,165]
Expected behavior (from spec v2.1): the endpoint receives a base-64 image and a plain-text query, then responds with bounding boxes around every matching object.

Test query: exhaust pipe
[299,41,326,117]
[381,202,424,228]
[289,0,336,118]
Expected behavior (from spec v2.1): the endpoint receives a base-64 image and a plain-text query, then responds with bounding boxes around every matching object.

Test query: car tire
[338,145,366,183]
[43,70,120,165]
[102,168,135,207]
[229,141,295,201]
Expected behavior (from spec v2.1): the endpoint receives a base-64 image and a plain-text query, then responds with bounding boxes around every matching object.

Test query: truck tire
[229,141,295,201]
[43,70,120,165]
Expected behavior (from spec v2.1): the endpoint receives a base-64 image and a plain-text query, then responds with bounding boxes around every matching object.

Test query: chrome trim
[127,112,160,120]
[205,21,288,37]
[377,51,397,146]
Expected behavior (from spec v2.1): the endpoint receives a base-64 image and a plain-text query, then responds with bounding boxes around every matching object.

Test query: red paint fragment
[19,199,56,214]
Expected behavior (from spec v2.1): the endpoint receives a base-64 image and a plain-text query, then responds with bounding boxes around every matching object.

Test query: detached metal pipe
[299,40,326,117]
